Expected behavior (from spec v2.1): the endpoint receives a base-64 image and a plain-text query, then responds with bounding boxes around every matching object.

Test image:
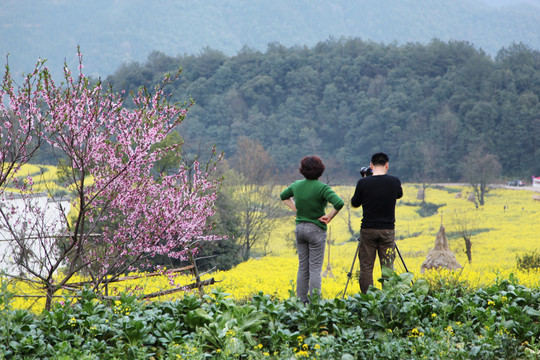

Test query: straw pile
[421,224,462,273]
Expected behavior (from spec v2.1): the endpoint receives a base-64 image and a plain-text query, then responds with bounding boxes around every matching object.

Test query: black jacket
[351,174,403,229]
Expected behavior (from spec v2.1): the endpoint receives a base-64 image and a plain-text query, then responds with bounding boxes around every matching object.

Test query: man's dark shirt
[351,174,403,229]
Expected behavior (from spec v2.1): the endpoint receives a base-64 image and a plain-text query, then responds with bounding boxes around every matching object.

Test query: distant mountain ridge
[2,0,540,80]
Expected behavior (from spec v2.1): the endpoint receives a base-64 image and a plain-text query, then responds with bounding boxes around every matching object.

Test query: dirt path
[433,183,540,193]
[492,184,540,193]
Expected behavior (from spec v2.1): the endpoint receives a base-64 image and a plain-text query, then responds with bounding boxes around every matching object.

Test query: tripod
[342,235,410,299]
[342,236,361,299]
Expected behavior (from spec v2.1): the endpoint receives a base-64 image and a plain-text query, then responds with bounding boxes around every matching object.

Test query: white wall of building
[0,194,71,273]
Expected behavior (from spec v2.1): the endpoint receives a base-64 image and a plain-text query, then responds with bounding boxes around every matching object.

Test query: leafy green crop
[0,272,538,359]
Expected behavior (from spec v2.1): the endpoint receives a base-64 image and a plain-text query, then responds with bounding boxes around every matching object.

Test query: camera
[360,166,373,177]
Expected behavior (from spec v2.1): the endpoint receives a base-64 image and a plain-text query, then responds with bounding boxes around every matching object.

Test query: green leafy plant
[193,290,266,356]
[0,280,538,359]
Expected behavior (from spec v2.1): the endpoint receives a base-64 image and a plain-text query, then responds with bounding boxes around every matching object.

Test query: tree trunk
[347,211,356,240]
[45,284,54,311]
[463,236,472,263]
[479,182,486,206]
[243,240,251,261]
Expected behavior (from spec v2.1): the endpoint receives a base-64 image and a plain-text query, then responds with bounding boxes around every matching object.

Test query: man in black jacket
[351,152,403,293]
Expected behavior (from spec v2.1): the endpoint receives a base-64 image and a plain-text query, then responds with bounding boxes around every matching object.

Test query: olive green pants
[358,228,395,293]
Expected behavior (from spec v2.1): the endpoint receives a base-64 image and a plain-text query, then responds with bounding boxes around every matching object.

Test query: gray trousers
[295,222,327,303]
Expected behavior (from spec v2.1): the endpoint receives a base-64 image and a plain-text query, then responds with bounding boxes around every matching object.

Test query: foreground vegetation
[1,270,539,359]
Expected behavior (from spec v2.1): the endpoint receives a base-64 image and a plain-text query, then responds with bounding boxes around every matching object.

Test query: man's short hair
[371,152,389,166]
[299,155,325,180]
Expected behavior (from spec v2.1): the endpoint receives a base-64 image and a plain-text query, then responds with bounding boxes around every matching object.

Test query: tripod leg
[342,237,361,299]
[395,243,409,273]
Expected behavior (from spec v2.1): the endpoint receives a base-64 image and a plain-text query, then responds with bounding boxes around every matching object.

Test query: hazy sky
[481,0,540,7]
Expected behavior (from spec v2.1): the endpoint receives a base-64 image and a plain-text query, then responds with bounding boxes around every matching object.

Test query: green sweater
[280,179,344,230]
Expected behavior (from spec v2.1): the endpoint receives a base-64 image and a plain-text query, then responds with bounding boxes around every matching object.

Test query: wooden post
[189,253,204,296]
[322,227,334,278]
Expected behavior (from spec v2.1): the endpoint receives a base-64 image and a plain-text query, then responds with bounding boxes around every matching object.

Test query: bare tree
[229,137,282,260]
[417,141,439,205]
[338,187,361,241]
[463,144,502,206]
[449,208,479,263]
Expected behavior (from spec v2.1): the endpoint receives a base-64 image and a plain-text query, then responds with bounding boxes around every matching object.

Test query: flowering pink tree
[0,60,46,190]
[0,51,222,310]
[0,60,52,285]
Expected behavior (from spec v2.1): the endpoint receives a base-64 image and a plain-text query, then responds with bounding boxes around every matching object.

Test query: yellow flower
[431,313,437,319]
[409,328,425,338]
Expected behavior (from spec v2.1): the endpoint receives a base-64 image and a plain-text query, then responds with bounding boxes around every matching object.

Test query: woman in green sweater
[280,156,344,304]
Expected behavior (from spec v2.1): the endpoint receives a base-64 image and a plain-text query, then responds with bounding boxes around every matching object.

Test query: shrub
[516,250,540,271]
[400,201,445,217]
[417,202,445,217]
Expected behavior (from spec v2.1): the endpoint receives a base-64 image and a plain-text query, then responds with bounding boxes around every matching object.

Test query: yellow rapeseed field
[204,184,540,301]
[3,166,540,311]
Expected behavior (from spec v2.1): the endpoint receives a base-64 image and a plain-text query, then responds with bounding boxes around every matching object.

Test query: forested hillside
[103,38,540,182]
[3,0,540,81]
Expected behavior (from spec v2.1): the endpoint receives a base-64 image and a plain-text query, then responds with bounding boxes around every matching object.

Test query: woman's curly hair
[299,155,325,180]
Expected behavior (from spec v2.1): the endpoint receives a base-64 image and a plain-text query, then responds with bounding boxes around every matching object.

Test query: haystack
[420,224,462,273]
[417,187,425,201]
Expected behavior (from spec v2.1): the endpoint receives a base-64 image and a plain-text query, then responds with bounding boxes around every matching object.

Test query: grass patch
[400,201,446,217]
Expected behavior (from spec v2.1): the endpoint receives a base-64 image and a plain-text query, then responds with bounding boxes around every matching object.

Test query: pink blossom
[0,49,223,306]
